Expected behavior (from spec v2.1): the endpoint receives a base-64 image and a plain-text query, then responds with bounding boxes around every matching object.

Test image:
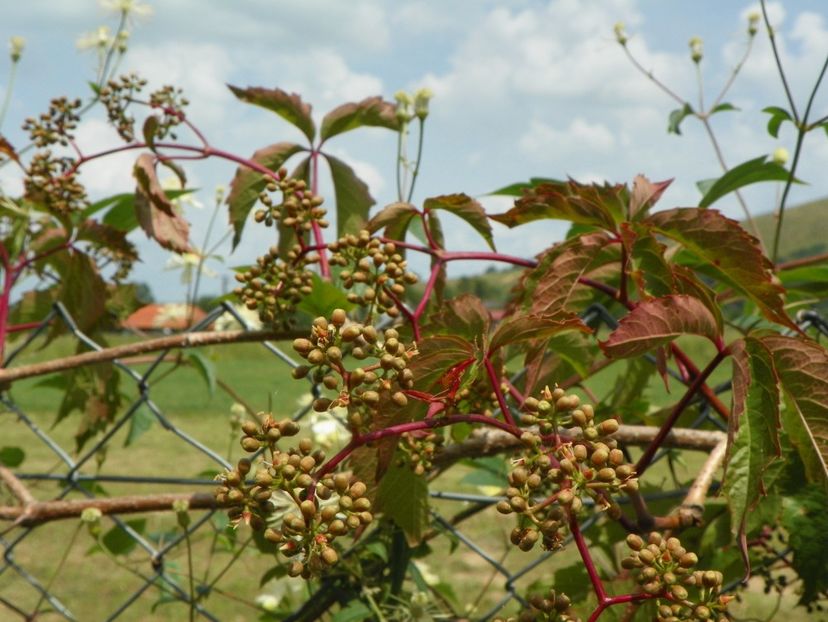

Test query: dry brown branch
[433,424,726,468]
[0,466,35,506]
[683,437,728,509]
[0,492,226,527]
[0,328,304,385]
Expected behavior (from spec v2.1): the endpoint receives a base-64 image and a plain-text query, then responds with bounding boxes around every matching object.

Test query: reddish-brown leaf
[628,174,672,219]
[489,314,589,352]
[320,96,400,141]
[133,154,191,253]
[225,142,305,248]
[228,85,315,142]
[646,208,795,330]
[425,193,495,251]
[600,294,720,358]
[491,180,620,232]
[519,231,613,316]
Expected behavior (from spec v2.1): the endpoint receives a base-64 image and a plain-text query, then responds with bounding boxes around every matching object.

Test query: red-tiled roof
[122,304,208,331]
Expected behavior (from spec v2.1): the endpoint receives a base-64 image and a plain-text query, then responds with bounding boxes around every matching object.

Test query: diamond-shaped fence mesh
[0,301,823,621]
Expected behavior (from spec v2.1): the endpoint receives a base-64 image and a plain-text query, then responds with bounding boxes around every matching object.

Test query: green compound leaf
[425,193,495,251]
[228,85,315,142]
[375,462,429,545]
[225,142,305,249]
[600,294,719,359]
[723,338,781,535]
[781,485,828,604]
[185,350,216,396]
[488,176,564,196]
[667,102,694,135]
[0,446,25,467]
[324,153,375,238]
[762,105,794,138]
[761,335,828,486]
[699,155,801,209]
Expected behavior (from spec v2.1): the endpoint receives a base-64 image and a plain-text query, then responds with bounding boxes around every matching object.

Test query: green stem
[405,118,426,204]
[202,534,253,596]
[395,125,405,202]
[185,528,195,622]
[32,521,82,616]
[761,0,799,121]
[0,61,19,133]
[772,51,828,263]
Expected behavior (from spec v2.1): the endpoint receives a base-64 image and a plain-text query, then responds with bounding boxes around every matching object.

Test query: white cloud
[520,118,616,160]
[124,42,233,125]
[273,49,384,113]
[324,147,386,199]
[74,118,136,195]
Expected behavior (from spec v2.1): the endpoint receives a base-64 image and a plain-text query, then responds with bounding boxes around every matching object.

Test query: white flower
[76,26,113,51]
[255,594,279,612]
[306,409,348,449]
[772,147,789,166]
[9,36,25,62]
[688,36,703,63]
[165,250,217,284]
[414,88,433,120]
[161,177,203,209]
[99,0,153,17]
[413,561,439,586]
[213,303,263,331]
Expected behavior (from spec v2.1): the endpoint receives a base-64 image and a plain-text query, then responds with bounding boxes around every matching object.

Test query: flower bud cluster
[264,472,373,579]
[498,388,637,552]
[328,230,418,319]
[233,243,317,327]
[23,97,82,148]
[256,175,328,231]
[24,152,87,214]
[623,533,730,622]
[292,310,415,431]
[99,73,147,141]
[495,588,579,622]
[397,430,444,475]
[147,84,189,141]
[216,416,372,578]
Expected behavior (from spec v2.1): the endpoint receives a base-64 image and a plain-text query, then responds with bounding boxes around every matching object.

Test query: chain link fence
[0,301,823,621]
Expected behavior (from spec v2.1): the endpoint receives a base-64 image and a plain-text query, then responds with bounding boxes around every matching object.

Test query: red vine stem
[484,356,517,427]
[569,510,659,621]
[570,512,606,602]
[413,262,443,321]
[635,348,730,475]
[309,149,331,279]
[309,413,521,500]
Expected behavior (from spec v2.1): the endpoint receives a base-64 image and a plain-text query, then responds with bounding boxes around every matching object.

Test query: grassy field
[0,326,809,619]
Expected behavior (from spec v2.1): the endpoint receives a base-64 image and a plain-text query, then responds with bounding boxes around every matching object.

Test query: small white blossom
[9,36,25,62]
[99,0,153,17]
[772,147,789,166]
[76,26,113,51]
[213,304,263,331]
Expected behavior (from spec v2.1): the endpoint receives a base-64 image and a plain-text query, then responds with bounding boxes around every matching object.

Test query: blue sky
[2,0,828,301]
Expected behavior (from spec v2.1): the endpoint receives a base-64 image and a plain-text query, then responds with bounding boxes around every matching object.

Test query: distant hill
[752,197,827,262]
[425,198,826,304]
